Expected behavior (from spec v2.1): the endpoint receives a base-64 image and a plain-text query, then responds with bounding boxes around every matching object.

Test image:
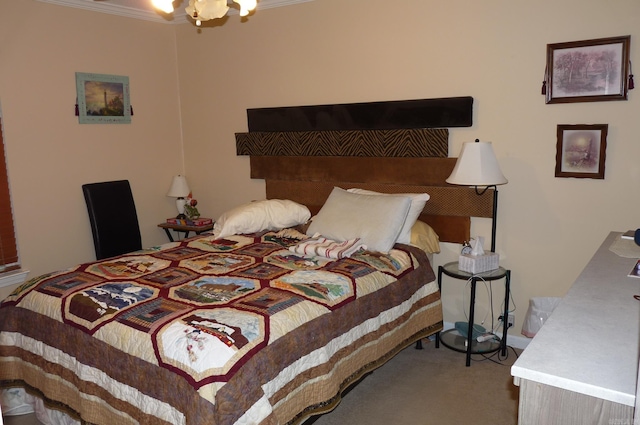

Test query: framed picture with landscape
[545,36,630,104]
[75,72,131,124]
[555,124,608,179]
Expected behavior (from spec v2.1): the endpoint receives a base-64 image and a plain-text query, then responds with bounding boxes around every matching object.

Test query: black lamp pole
[491,187,498,253]
[475,184,499,253]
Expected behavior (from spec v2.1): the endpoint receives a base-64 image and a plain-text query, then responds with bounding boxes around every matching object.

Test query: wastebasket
[521,297,561,337]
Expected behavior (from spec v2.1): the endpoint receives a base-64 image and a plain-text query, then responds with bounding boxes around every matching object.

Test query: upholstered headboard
[235,97,493,244]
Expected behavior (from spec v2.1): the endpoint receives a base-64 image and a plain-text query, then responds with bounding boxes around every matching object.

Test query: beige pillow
[346,188,429,244]
[306,187,411,253]
[410,220,440,254]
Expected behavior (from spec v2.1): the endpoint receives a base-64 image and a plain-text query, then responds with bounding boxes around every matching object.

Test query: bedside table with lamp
[436,138,512,367]
[162,175,214,241]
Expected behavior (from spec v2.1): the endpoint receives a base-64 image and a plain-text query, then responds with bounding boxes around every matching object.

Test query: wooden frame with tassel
[543,35,632,104]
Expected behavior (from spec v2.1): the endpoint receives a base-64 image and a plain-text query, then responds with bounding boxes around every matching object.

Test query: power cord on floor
[472,344,520,366]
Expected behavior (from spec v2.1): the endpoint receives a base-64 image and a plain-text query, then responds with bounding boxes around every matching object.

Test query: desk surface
[511,231,640,406]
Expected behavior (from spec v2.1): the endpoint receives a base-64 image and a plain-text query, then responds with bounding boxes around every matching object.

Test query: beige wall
[175,0,640,337]
[1,0,639,339]
[0,2,184,278]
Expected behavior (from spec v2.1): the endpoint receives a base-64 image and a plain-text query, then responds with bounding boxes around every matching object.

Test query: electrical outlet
[507,314,515,328]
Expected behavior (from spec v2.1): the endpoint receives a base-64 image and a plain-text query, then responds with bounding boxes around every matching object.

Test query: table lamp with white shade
[167,175,190,219]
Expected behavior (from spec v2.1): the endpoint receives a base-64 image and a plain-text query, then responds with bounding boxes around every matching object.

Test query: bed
[0,97,494,425]
[0,223,440,424]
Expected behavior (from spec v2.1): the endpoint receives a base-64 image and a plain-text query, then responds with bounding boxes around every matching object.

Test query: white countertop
[511,231,640,406]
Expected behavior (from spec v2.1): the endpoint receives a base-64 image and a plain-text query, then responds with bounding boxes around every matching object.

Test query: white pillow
[214,199,311,238]
[347,188,430,244]
[306,187,412,253]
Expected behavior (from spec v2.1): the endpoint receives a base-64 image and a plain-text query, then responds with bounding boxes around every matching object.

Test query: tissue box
[458,252,499,274]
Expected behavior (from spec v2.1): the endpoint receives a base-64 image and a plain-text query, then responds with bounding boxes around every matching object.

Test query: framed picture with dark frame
[75,72,131,124]
[555,124,608,179]
[545,35,630,104]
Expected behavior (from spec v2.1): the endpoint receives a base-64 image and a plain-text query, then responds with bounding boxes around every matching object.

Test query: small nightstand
[157,222,214,242]
[436,261,511,367]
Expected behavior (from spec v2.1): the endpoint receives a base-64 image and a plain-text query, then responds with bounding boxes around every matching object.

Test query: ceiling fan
[90,0,257,25]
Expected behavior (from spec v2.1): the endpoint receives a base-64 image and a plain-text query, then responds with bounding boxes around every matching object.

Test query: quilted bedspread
[0,229,441,425]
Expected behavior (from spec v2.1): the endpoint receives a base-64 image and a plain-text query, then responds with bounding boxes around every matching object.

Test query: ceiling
[35,0,313,24]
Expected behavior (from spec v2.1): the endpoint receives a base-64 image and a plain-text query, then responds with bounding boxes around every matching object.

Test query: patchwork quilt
[0,229,441,425]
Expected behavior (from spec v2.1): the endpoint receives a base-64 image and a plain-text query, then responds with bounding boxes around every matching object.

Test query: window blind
[0,118,19,272]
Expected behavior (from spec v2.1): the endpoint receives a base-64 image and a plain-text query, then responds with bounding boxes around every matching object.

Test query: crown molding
[35,0,314,24]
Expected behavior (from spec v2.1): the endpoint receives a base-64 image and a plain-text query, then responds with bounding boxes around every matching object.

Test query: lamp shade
[167,175,190,198]
[446,140,508,186]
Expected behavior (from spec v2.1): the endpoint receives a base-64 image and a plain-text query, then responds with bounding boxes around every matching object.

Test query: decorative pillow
[347,188,430,244]
[410,220,440,254]
[214,199,311,238]
[306,187,411,253]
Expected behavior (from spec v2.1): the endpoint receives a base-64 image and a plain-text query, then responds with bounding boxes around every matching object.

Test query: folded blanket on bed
[289,233,366,259]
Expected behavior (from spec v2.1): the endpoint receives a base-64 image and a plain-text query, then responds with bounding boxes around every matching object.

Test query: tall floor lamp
[446,139,508,253]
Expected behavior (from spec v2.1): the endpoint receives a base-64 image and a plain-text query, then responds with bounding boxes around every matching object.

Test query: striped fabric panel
[235,128,448,158]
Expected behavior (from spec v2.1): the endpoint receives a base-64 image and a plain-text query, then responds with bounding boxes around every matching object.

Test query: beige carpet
[310,338,521,425]
[2,339,521,425]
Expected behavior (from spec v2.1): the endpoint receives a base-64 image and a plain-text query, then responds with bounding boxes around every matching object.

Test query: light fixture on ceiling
[446,138,508,253]
[152,0,257,26]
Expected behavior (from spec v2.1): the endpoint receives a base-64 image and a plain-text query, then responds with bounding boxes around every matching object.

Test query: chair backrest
[82,180,142,260]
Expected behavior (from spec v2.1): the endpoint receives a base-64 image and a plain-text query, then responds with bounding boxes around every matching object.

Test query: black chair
[82,180,142,260]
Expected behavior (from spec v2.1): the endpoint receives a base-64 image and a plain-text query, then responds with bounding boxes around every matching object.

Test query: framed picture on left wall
[75,72,131,124]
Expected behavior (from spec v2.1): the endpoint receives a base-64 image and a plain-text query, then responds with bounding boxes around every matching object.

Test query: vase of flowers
[184,193,200,219]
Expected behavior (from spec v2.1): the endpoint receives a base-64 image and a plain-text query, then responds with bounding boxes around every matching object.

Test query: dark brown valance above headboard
[245,96,473,131]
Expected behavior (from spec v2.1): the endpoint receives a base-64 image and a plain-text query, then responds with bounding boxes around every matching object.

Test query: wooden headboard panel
[235,96,492,244]
[249,156,493,244]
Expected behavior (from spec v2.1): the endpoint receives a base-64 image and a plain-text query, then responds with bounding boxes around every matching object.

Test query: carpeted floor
[310,338,521,425]
[2,338,521,425]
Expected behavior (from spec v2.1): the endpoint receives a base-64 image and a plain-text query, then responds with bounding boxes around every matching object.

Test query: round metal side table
[436,262,511,367]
